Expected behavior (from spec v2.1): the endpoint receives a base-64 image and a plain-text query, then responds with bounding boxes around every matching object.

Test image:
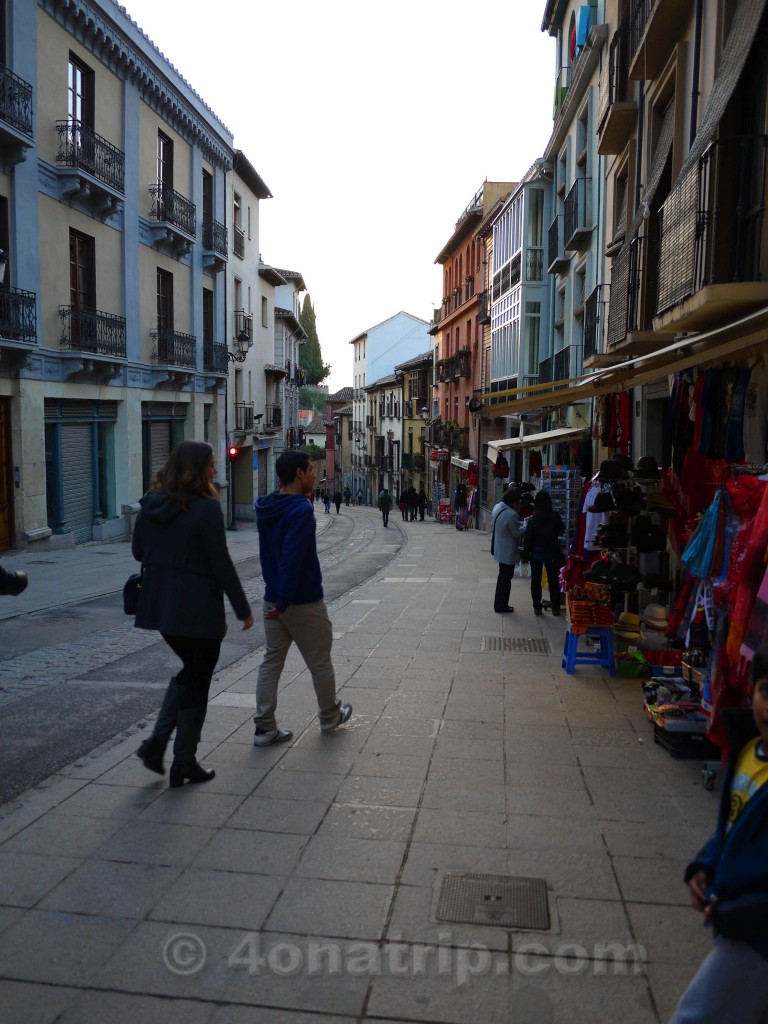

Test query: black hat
[518,481,535,493]
[609,563,642,591]
[585,559,612,582]
[613,453,634,472]
[632,456,662,481]
[587,491,616,513]
[613,487,646,516]
[597,459,628,482]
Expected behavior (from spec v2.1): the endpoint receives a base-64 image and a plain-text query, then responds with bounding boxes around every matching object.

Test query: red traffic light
[227,445,239,459]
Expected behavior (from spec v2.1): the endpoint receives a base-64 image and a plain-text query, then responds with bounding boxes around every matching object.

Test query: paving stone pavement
[0,510,719,1024]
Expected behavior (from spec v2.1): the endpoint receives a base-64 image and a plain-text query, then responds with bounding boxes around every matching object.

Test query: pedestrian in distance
[523,490,565,616]
[253,451,352,745]
[418,486,428,521]
[357,488,363,506]
[343,487,351,506]
[398,491,407,520]
[378,487,392,527]
[0,563,28,597]
[668,645,768,1024]
[490,486,522,613]
[333,490,342,514]
[133,440,253,787]
[323,490,331,514]
[407,485,418,522]
[315,487,320,503]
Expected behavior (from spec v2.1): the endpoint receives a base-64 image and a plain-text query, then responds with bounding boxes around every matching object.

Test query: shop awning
[450,456,477,470]
[481,304,768,417]
[487,426,588,463]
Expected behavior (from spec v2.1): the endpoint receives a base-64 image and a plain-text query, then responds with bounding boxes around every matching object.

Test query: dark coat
[132,491,251,639]
[523,509,565,563]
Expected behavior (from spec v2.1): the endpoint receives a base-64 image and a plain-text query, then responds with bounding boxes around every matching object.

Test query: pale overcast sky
[119,0,556,391]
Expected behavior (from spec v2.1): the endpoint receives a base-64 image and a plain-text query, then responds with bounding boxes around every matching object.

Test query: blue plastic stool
[562,626,615,675]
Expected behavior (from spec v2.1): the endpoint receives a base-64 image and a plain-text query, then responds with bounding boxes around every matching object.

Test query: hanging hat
[609,563,642,591]
[632,456,662,481]
[641,603,669,630]
[587,491,616,513]
[641,572,673,591]
[597,459,628,482]
[646,491,675,515]
[613,453,635,473]
[614,612,642,638]
[584,559,612,582]
[613,487,646,516]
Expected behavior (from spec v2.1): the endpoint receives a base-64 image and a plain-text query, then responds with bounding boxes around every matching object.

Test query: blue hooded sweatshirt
[255,491,323,612]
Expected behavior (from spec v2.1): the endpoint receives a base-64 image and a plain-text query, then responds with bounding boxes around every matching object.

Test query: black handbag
[711,892,768,941]
[123,571,142,615]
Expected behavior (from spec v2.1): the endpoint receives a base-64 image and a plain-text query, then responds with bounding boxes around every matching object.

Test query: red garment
[727,479,768,664]
[528,450,542,476]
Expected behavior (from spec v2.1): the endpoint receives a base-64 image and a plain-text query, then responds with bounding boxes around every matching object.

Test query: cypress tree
[299,295,330,385]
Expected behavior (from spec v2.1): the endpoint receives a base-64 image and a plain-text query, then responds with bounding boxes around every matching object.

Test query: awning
[487,426,587,462]
[450,456,477,470]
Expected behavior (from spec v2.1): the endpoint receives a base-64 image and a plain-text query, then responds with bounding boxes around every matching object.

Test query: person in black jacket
[132,440,253,788]
[522,489,565,616]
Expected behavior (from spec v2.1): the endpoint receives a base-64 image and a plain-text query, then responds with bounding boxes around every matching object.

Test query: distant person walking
[323,490,331,514]
[253,451,352,745]
[418,486,428,521]
[343,487,351,506]
[133,440,253,787]
[523,489,565,616]
[378,487,392,527]
[490,486,522,614]
[333,490,342,514]
[357,488,363,506]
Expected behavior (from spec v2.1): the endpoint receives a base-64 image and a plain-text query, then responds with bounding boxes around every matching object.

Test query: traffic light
[227,444,239,460]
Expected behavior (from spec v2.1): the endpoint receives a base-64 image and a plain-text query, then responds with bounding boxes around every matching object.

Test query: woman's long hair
[153,440,217,508]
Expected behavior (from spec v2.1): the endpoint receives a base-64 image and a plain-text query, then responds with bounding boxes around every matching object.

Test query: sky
[119,0,556,391]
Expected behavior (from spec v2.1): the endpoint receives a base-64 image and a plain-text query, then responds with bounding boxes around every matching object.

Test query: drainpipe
[690,0,703,146]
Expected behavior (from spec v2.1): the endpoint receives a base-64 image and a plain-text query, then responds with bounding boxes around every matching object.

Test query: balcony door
[69,230,95,347]
[67,55,93,128]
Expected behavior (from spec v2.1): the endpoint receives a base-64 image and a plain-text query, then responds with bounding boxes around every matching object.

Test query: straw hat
[613,611,642,638]
[641,603,669,630]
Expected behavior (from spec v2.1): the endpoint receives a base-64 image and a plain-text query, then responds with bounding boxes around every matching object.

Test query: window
[261,295,268,327]
[202,170,213,225]
[202,288,213,345]
[68,54,94,128]
[157,131,173,189]
[69,230,95,310]
[157,269,173,334]
[233,191,244,257]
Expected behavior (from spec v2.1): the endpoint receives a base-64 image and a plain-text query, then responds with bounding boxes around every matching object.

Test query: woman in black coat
[133,441,253,787]
[522,489,565,616]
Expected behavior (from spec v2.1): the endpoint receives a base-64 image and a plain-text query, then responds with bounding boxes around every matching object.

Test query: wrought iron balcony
[0,64,33,139]
[59,305,126,357]
[235,402,254,432]
[203,341,228,373]
[477,288,490,324]
[150,328,197,368]
[607,236,644,346]
[553,345,573,383]
[629,0,688,81]
[657,135,768,317]
[526,248,544,282]
[583,285,606,361]
[233,224,245,258]
[457,350,471,378]
[202,219,228,258]
[149,182,196,237]
[0,285,36,343]
[402,453,414,470]
[56,120,125,194]
[564,178,591,250]
[538,355,553,384]
[597,26,635,155]
[414,454,426,471]
[234,309,252,344]
[548,216,569,273]
[265,403,282,429]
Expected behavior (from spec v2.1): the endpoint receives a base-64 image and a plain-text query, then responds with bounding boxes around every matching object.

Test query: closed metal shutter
[149,421,172,479]
[61,423,94,542]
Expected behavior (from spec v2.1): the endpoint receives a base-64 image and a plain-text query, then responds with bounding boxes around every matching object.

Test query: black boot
[136,675,183,776]
[136,737,166,775]
[169,706,214,788]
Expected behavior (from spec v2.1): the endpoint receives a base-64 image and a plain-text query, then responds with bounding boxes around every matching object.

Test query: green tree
[299,295,330,385]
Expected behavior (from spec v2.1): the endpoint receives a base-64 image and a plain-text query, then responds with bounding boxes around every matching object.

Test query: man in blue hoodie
[253,451,352,746]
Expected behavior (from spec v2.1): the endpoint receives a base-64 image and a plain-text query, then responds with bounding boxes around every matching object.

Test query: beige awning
[450,456,476,470]
[487,427,588,462]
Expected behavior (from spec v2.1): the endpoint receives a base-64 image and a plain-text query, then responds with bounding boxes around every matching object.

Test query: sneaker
[321,704,353,733]
[253,728,293,747]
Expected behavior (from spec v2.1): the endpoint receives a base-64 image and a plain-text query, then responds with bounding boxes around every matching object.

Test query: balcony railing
[56,120,125,193]
[583,285,606,361]
[265,403,282,429]
[477,288,490,324]
[202,219,228,257]
[233,223,245,258]
[0,285,36,343]
[564,178,590,249]
[402,453,414,470]
[203,341,228,373]
[526,247,544,282]
[59,305,126,357]
[607,236,645,346]
[539,355,553,383]
[548,215,568,272]
[234,309,253,343]
[414,454,426,471]
[0,64,33,138]
[149,182,196,237]
[235,402,254,432]
[150,328,197,368]
[553,346,580,384]
[657,135,768,315]
[598,25,630,133]
[457,351,471,378]
[630,0,657,64]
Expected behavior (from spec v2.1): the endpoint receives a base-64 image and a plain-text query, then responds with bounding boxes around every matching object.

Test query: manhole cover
[481,636,551,654]
[436,872,550,930]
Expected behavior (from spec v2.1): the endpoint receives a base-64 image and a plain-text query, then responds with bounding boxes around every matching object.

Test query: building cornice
[40,0,235,169]
[544,24,609,161]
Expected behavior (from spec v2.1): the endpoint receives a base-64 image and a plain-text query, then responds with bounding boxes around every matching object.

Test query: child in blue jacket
[669,645,768,1024]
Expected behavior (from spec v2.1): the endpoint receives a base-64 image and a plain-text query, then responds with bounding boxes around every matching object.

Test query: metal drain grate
[481,636,551,654]
[436,872,550,930]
